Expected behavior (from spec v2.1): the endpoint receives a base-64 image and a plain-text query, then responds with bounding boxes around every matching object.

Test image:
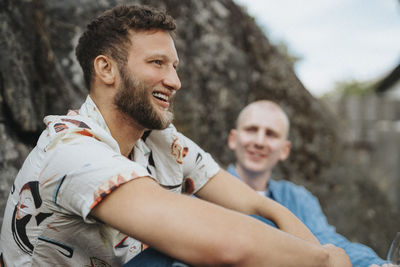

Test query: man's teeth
[152,92,168,101]
[250,151,264,157]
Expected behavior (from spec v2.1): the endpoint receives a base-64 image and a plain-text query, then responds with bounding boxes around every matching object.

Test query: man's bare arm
[91,176,341,266]
[196,169,320,244]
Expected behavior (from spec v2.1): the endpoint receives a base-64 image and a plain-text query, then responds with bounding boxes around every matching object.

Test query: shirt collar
[79,95,111,135]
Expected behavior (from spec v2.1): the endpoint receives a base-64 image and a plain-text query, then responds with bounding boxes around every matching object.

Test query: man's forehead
[239,105,275,123]
[128,30,179,61]
[238,105,287,132]
[239,118,280,131]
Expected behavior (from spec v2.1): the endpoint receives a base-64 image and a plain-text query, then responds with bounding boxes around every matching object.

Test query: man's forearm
[92,177,349,266]
[197,169,320,245]
[255,195,320,244]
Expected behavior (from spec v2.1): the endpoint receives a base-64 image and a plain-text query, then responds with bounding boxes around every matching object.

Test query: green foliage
[322,79,374,99]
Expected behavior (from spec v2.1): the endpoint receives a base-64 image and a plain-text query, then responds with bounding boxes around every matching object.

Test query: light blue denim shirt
[227,164,385,267]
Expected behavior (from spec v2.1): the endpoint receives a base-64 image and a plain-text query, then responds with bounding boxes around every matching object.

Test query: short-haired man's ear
[228,129,237,150]
[279,141,291,161]
[93,55,117,85]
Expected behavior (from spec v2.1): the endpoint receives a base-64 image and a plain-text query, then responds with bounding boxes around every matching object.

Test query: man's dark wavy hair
[75,4,176,90]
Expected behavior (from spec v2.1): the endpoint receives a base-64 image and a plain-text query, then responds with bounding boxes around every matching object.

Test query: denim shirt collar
[226,164,276,200]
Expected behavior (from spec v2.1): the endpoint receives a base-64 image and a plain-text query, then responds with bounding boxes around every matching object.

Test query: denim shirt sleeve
[271,180,385,267]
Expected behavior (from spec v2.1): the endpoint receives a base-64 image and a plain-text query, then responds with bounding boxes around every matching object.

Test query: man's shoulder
[44,112,95,130]
[145,124,196,154]
[269,179,321,214]
[270,179,316,199]
[145,124,178,141]
[41,113,119,153]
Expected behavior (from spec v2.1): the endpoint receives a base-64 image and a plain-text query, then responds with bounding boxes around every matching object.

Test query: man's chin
[145,114,173,130]
[244,163,268,174]
[160,111,174,127]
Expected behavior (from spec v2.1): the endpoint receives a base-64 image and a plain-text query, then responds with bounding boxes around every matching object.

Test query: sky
[233,0,400,97]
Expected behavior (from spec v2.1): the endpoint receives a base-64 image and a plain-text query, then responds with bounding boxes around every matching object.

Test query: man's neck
[90,92,144,157]
[108,111,145,157]
[235,164,270,192]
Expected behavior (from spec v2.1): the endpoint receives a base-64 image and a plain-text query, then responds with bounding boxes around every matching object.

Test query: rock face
[0,0,397,257]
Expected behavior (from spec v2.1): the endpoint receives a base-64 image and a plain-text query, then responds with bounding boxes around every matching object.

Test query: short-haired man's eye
[245,127,257,132]
[266,130,278,138]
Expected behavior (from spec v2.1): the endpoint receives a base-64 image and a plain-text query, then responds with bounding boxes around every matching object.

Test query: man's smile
[246,148,267,161]
[152,90,172,109]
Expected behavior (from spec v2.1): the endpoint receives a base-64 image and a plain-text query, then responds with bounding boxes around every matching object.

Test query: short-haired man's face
[114,30,181,130]
[228,104,290,176]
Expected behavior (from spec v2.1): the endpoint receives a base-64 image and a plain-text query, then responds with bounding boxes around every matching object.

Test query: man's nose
[163,67,181,91]
[255,131,266,145]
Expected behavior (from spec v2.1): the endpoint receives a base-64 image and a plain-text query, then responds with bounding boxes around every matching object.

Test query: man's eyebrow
[242,125,257,129]
[147,53,166,60]
[148,53,179,63]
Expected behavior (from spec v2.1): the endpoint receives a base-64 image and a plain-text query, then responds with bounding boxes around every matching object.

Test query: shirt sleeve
[176,132,220,194]
[289,184,386,267]
[39,135,152,223]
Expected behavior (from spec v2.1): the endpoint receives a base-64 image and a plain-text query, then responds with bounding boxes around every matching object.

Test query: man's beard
[114,67,174,130]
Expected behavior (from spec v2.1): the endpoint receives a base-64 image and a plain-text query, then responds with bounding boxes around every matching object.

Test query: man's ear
[228,129,237,150]
[93,55,117,85]
[280,140,291,161]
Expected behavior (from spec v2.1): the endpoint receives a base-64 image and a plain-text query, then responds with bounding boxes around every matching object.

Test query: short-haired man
[227,100,388,267]
[0,5,351,266]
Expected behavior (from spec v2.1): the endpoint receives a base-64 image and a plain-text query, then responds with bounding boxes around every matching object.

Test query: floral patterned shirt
[0,96,219,266]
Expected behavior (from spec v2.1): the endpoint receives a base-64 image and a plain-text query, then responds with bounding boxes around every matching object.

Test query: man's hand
[323,244,352,267]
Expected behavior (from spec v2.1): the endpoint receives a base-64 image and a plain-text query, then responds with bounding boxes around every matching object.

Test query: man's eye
[153,60,162,65]
[245,127,257,132]
[266,130,278,138]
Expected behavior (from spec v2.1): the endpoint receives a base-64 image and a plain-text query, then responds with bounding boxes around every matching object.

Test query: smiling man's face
[114,30,181,130]
[228,102,291,176]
